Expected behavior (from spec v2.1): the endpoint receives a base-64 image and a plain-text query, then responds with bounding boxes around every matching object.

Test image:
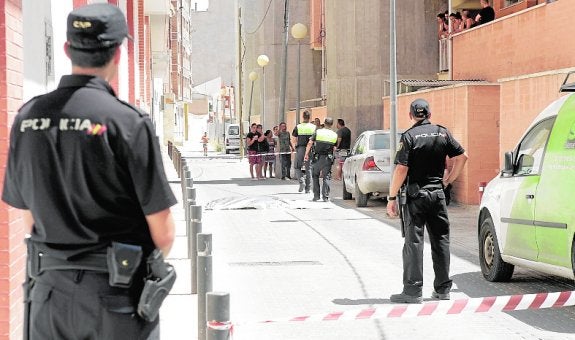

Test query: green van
[478,75,575,282]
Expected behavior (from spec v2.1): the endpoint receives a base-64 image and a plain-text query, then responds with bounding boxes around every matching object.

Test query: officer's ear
[64,42,71,59]
[113,47,122,65]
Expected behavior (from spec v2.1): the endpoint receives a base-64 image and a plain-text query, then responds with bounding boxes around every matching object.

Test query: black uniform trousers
[294,146,310,191]
[28,270,158,340]
[402,188,452,296]
[280,153,292,178]
[311,154,333,200]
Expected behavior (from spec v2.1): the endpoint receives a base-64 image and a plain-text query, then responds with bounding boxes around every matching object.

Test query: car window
[228,126,239,135]
[514,118,555,176]
[351,135,364,155]
[370,133,402,150]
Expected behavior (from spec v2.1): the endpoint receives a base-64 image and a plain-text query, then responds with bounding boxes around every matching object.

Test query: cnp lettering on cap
[67,3,130,50]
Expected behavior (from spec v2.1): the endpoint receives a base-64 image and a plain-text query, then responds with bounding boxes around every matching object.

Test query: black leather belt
[36,252,108,273]
[421,184,443,190]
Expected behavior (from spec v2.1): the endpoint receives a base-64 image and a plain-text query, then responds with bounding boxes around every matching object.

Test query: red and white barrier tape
[207,320,234,331]
[245,150,295,158]
[227,290,575,327]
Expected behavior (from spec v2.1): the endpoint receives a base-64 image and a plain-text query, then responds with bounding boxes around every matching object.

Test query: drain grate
[228,260,322,267]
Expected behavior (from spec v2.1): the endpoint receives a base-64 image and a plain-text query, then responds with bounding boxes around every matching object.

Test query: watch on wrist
[387,195,397,201]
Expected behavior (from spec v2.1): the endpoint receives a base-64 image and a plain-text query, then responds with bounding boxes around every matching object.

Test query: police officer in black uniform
[292,110,316,193]
[386,99,468,304]
[304,117,338,201]
[2,4,176,339]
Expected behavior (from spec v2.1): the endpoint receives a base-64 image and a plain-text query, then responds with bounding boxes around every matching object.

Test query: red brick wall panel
[126,0,135,104]
[499,73,567,164]
[383,84,501,205]
[138,0,145,106]
[0,1,25,338]
[452,1,574,82]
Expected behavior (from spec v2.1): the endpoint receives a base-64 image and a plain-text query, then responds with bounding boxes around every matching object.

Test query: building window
[192,0,209,12]
[504,0,521,7]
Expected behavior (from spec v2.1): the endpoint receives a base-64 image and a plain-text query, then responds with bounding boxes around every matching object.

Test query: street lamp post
[291,23,307,125]
[248,71,259,121]
[220,86,227,145]
[256,54,269,127]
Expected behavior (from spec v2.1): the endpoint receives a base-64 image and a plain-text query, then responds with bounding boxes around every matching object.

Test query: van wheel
[355,179,369,207]
[479,216,514,282]
[342,178,352,200]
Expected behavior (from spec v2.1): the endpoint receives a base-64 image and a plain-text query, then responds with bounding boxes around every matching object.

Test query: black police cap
[410,99,430,118]
[67,3,130,50]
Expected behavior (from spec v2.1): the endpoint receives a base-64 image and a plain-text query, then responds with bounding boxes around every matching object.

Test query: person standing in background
[334,118,351,180]
[278,122,294,180]
[292,110,316,193]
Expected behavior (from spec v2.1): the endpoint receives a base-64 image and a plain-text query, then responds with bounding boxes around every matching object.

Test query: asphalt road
[161,152,575,340]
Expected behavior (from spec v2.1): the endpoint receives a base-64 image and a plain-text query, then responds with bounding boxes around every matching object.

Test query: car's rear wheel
[479,216,514,282]
[355,179,369,207]
[342,178,352,200]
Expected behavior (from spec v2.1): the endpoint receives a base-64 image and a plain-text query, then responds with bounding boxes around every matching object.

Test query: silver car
[342,130,401,207]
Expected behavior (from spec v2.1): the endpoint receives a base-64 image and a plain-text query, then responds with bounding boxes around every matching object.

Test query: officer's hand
[304,155,309,161]
[386,200,399,218]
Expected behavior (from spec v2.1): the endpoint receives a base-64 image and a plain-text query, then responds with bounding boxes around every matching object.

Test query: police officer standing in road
[386,99,468,304]
[304,117,338,201]
[2,4,176,339]
[292,110,317,193]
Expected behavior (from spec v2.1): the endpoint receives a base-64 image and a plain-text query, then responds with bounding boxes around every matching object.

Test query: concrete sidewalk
[158,145,574,340]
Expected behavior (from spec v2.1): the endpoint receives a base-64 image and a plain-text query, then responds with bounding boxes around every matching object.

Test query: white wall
[23,0,66,101]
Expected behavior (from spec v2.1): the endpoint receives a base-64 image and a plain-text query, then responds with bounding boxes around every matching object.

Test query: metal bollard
[186,187,196,206]
[182,170,192,200]
[175,149,180,177]
[206,292,231,340]
[179,157,188,182]
[189,205,202,294]
[197,233,213,340]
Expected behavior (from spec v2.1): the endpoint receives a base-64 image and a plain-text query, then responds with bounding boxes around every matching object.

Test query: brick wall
[383,84,501,205]
[452,1,574,82]
[286,106,328,132]
[0,1,26,339]
[126,0,135,104]
[144,16,151,109]
[499,71,570,163]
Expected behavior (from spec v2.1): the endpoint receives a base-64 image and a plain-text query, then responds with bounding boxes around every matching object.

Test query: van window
[514,118,555,176]
[228,126,239,135]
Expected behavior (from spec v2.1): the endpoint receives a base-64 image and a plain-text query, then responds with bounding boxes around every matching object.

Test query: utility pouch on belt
[137,249,177,322]
[107,242,143,288]
[406,182,420,199]
[398,186,408,238]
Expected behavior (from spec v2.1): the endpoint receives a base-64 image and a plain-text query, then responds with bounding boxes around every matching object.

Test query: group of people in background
[246,110,352,202]
[246,123,280,180]
[437,0,495,39]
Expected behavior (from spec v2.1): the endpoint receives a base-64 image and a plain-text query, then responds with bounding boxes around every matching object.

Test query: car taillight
[226,138,229,146]
[362,156,380,171]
